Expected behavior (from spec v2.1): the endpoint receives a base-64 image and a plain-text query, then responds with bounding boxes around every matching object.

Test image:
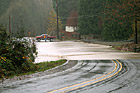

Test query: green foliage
[0,25,67,79]
[78,0,138,41]
[102,21,133,41]
[35,59,66,72]
[78,0,104,35]
[101,0,136,41]
[12,59,66,77]
[0,0,54,36]
[0,25,8,42]
[52,0,78,25]
[0,0,11,15]
[15,19,26,38]
[0,25,37,79]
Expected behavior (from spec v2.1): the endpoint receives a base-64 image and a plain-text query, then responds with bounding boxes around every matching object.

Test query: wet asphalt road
[0,41,140,93]
[1,60,140,93]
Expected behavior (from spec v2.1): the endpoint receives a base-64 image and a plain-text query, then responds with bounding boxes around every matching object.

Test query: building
[61,11,80,40]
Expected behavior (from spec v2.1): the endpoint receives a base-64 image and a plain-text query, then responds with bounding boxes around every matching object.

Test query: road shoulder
[0,60,78,84]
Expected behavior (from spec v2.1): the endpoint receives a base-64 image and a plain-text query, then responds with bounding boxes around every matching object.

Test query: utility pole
[56,0,59,39]
[9,15,11,39]
[134,0,139,44]
[135,19,138,44]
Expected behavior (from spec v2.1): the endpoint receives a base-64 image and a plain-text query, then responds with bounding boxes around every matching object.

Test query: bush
[0,25,37,79]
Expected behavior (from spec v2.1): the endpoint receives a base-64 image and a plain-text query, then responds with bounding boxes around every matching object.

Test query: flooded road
[1,41,140,93]
[35,41,140,62]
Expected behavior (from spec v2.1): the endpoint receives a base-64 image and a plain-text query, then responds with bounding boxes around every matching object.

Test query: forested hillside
[52,0,78,26]
[0,0,54,36]
[78,0,140,41]
[1,0,139,40]
[0,0,11,15]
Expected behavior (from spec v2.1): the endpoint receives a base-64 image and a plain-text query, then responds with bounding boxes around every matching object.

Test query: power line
[57,12,103,20]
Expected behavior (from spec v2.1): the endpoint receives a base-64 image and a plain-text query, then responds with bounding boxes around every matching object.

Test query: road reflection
[35,41,140,63]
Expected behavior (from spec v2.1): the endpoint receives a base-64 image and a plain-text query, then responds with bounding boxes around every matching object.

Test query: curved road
[0,41,140,93]
[48,60,122,93]
[1,60,140,93]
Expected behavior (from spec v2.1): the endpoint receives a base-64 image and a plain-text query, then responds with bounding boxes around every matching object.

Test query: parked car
[36,34,56,42]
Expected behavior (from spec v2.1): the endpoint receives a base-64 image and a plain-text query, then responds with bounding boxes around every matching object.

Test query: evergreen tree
[52,0,78,26]
[78,0,104,35]
[78,0,139,41]
[0,0,11,15]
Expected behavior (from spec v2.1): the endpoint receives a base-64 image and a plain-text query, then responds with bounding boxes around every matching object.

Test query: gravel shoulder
[0,60,78,84]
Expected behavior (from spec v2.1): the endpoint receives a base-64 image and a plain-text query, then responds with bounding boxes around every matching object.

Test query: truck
[36,34,56,42]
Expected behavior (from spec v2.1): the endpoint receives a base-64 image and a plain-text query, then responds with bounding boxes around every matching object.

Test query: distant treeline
[0,0,54,37]
[52,0,78,26]
[78,0,140,41]
[52,0,140,41]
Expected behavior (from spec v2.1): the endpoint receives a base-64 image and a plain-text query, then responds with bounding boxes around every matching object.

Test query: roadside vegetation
[78,0,140,41]
[52,0,140,51]
[0,25,66,80]
[8,59,66,78]
[0,25,37,79]
[77,0,140,52]
[113,43,140,52]
[0,0,54,36]
[35,59,66,72]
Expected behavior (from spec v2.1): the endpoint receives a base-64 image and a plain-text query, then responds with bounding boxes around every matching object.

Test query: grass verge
[1,59,67,80]
[35,59,67,72]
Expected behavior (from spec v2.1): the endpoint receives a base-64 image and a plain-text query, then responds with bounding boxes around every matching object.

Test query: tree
[78,0,139,41]
[78,0,104,35]
[102,0,140,41]
[0,25,37,78]
[52,0,78,25]
[0,0,11,15]
[0,0,54,36]
[66,11,78,27]
[47,10,63,36]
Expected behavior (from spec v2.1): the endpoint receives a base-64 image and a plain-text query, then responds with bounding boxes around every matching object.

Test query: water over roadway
[0,41,140,93]
[35,41,140,62]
